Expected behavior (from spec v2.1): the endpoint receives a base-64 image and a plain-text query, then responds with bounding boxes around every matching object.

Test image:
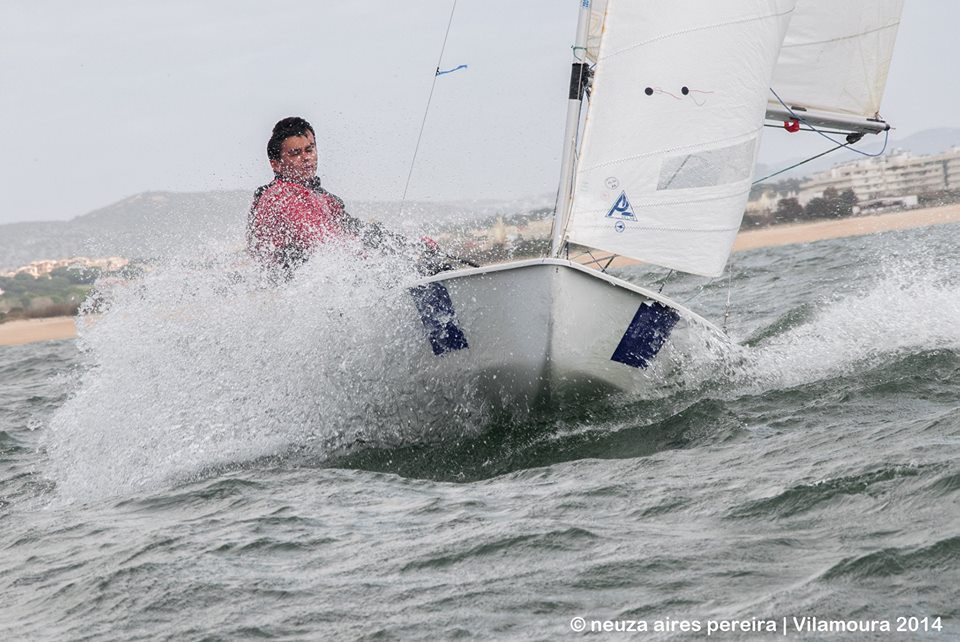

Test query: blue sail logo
[605,191,637,220]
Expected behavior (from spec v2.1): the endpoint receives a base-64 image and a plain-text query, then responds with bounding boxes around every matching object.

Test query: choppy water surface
[1,225,958,640]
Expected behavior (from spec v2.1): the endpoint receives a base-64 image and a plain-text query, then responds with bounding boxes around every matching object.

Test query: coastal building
[491,216,508,246]
[745,189,798,221]
[0,256,129,279]
[797,147,960,206]
[436,215,554,253]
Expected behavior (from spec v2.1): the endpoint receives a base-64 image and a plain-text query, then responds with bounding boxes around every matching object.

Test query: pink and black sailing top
[247,176,354,269]
[247,176,448,276]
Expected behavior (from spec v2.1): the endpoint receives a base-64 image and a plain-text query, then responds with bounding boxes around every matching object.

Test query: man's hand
[416,236,454,276]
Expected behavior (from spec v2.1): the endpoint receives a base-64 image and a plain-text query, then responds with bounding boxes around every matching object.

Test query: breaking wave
[44,240,489,501]
[733,260,960,391]
[41,244,960,499]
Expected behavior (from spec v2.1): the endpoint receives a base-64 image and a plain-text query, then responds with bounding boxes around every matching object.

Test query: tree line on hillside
[0,264,141,323]
[748,178,803,201]
[745,186,860,227]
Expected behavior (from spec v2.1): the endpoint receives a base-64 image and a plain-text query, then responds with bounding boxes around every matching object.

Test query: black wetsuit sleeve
[323,189,410,252]
[307,180,443,269]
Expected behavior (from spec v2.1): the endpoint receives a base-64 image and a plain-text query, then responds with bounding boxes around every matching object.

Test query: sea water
[1,224,958,640]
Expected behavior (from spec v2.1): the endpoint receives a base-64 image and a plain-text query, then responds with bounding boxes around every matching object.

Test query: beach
[732,202,960,251]
[2,204,959,347]
[0,316,78,346]
[573,204,960,271]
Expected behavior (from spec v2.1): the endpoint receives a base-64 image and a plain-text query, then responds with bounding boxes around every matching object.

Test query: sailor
[247,116,449,277]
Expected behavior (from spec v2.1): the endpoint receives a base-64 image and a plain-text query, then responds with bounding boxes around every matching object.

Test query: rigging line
[752,142,847,184]
[770,88,890,158]
[576,248,601,267]
[754,89,891,185]
[722,262,733,334]
[678,284,707,307]
[398,0,459,216]
[436,64,468,76]
[657,269,674,294]
[663,155,692,189]
[752,126,889,185]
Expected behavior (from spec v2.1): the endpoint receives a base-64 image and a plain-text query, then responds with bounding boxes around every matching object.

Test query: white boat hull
[397,259,721,412]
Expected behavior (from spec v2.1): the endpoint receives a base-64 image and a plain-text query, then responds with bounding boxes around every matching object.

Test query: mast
[550,0,593,257]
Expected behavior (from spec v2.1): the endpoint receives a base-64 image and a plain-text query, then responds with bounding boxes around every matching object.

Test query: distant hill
[755,127,960,184]
[879,127,960,156]
[0,190,552,270]
[0,191,251,271]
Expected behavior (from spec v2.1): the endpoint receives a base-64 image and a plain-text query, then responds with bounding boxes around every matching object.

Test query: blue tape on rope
[436,64,468,76]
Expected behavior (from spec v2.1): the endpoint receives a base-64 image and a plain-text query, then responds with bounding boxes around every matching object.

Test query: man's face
[270,131,318,181]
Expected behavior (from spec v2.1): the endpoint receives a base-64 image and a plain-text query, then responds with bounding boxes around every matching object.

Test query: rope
[657,269,673,294]
[753,89,890,185]
[752,143,847,184]
[436,64,468,76]
[722,262,733,334]
[770,88,890,158]
[398,0,459,215]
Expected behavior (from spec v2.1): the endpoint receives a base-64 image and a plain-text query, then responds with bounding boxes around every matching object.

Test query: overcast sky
[1,1,955,225]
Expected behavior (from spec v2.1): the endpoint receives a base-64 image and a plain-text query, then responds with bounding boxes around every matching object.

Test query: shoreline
[3,204,959,347]
[0,316,78,347]
[571,203,960,271]
[732,203,960,251]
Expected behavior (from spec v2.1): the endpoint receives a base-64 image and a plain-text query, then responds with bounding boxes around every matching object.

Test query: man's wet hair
[267,117,315,161]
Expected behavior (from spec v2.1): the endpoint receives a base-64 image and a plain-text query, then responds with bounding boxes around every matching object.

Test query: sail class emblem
[605,191,637,220]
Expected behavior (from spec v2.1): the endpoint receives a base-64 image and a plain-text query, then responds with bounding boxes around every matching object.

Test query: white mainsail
[584,0,609,64]
[767,0,903,128]
[564,0,796,277]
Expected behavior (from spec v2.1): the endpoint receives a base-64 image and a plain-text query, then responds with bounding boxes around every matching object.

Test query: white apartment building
[798,147,960,205]
[0,256,129,278]
[745,189,797,217]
